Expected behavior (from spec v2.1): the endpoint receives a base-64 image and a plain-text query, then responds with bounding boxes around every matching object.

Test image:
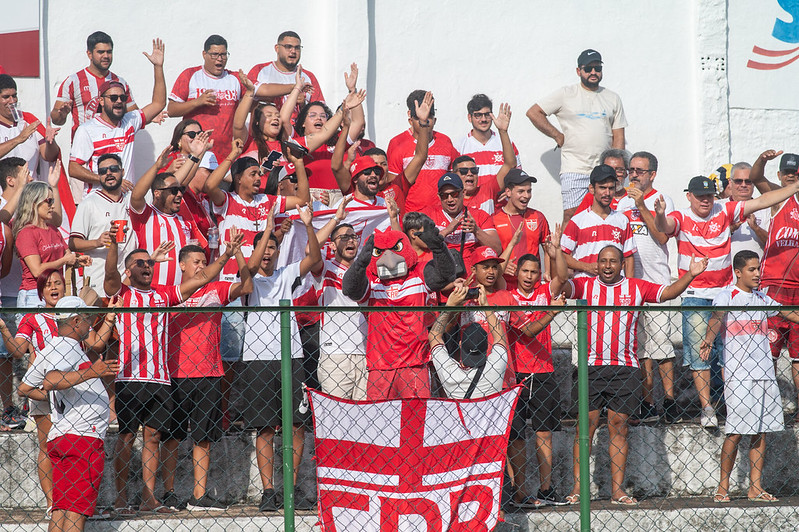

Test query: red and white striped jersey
[69,110,145,193]
[571,276,665,367]
[510,284,556,374]
[761,195,799,291]
[247,62,325,122]
[15,312,57,352]
[387,129,459,213]
[667,201,744,298]
[0,111,47,179]
[213,191,287,282]
[455,130,521,200]
[55,68,136,139]
[169,66,246,161]
[129,203,202,286]
[113,283,182,384]
[561,208,636,278]
[314,259,367,356]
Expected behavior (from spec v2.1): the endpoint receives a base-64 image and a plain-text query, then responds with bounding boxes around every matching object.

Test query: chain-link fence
[2,302,799,531]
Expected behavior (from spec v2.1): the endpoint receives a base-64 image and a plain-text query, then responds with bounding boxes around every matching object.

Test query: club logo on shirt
[791,208,799,222]
[493,154,503,164]
[525,218,538,231]
[618,294,632,306]
[709,222,720,233]
[612,229,621,241]
[768,328,780,343]
[114,138,126,151]
[386,285,400,299]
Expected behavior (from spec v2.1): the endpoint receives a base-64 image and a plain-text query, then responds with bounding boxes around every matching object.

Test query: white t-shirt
[314,259,367,356]
[713,287,780,381]
[431,343,508,399]
[616,189,674,284]
[243,262,303,361]
[537,84,627,175]
[0,112,46,178]
[0,196,21,300]
[25,336,109,441]
[720,199,770,259]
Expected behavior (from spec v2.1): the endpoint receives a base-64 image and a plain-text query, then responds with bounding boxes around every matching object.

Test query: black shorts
[240,359,308,430]
[167,377,223,442]
[587,366,642,416]
[115,381,172,435]
[510,372,561,440]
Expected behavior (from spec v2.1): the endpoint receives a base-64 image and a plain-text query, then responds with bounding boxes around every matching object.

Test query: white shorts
[637,305,676,361]
[318,352,368,401]
[560,172,590,210]
[724,379,784,435]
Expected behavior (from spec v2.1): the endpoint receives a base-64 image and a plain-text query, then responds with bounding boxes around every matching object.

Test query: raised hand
[294,65,313,94]
[188,130,212,157]
[688,255,709,277]
[344,63,359,92]
[17,121,39,142]
[297,203,313,226]
[491,103,512,131]
[47,160,62,188]
[477,284,489,307]
[229,138,244,161]
[151,241,176,262]
[414,91,434,123]
[343,89,366,110]
[143,38,165,67]
[45,118,60,144]
[224,227,244,257]
[238,69,256,93]
[151,110,169,125]
[155,145,172,170]
[759,149,783,163]
[654,194,666,216]
[336,195,352,222]
[386,197,399,221]
[627,185,645,208]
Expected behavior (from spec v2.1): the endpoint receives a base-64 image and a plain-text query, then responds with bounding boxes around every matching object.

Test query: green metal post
[280,299,295,530]
[577,300,590,532]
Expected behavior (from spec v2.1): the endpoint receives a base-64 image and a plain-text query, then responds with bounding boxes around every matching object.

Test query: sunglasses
[104,93,128,103]
[156,185,186,195]
[732,179,752,185]
[133,259,156,268]
[457,167,480,176]
[281,175,298,184]
[582,65,603,73]
[438,190,462,199]
[334,234,360,242]
[40,197,55,206]
[183,130,203,139]
[98,165,121,175]
[359,168,381,177]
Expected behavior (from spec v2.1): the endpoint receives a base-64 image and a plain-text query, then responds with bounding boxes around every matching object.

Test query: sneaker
[295,486,316,511]
[2,405,26,430]
[514,495,546,509]
[161,490,185,510]
[537,487,567,506]
[259,489,278,512]
[186,494,227,511]
[662,399,683,424]
[700,406,718,428]
[639,402,660,424]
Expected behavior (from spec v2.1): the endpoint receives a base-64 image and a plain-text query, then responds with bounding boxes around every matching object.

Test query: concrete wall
[12,0,795,227]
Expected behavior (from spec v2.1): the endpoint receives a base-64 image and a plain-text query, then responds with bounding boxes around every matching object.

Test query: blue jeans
[681,297,724,371]
[220,299,245,363]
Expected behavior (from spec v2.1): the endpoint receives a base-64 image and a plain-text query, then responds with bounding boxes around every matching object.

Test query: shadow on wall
[539,148,561,186]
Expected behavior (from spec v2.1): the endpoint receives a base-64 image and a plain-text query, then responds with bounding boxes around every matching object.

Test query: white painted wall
[11,0,798,227]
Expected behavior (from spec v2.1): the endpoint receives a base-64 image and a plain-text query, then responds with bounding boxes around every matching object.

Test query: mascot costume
[342,219,456,399]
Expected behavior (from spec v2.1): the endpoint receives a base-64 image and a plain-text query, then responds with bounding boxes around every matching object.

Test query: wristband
[187,154,201,164]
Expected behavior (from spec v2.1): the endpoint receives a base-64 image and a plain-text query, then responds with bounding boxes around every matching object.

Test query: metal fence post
[577,300,590,532]
[280,299,295,531]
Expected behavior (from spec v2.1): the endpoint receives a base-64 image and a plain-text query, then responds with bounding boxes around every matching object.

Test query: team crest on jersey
[709,222,720,233]
[258,205,268,218]
[386,285,400,299]
[525,218,538,231]
[114,138,127,151]
[618,294,632,306]
[493,154,503,164]
[768,328,779,343]
[612,229,621,241]
[791,209,799,223]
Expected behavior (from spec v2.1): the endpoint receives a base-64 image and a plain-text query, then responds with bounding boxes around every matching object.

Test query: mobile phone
[281,138,309,158]
[466,287,480,299]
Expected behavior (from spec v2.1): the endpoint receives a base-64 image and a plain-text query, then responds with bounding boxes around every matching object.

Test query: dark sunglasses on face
[40,197,55,206]
[133,259,156,268]
[360,168,381,177]
[104,93,128,103]
[582,65,602,73]
[439,190,461,199]
[98,165,121,175]
[732,179,752,185]
[335,234,360,242]
[157,185,186,195]
[183,130,203,139]
[457,167,480,176]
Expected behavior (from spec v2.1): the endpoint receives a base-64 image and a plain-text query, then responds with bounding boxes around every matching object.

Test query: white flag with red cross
[308,386,521,531]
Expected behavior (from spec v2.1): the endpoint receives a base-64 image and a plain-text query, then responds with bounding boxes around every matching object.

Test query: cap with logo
[471,246,505,267]
[577,49,603,66]
[589,164,617,184]
[684,175,716,194]
[437,172,463,191]
[55,295,97,319]
[780,153,799,173]
[503,168,537,189]
[98,80,126,96]
[350,156,384,179]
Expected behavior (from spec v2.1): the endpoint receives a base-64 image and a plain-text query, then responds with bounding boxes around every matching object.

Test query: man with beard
[69,154,137,292]
[527,49,627,225]
[69,39,166,194]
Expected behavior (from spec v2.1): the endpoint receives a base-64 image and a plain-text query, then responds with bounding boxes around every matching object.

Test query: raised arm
[283,151,311,209]
[517,292,566,338]
[492,103,517,189]
[298,205,323,277]
[429,285,467,346]
[178,230,243,300]
[130,146,170,213]
[46,160,64,228]
[742,178,799,216]
[205,139,243,207]
[526,104,564,147]
[315,197,351,245]
[628,187,669,245]
[84,297,121,351]
[140,39,167,124]
[544,223,571,296]
[303,91,366,153]
[331,106,353,194]
[403,92,433,186]
[750,149,783,195]
[247,207,274,276]
[233,71,256,143]
[479,285,507,349]
[177,130,212,187]
[654,194,676,235]
[344,63,365,141]
[103,226,122,297]
[229,228,253,300]
[661,255,709,301]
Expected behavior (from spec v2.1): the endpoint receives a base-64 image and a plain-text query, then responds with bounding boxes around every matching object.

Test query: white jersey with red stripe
[561,208,636,278]
[213,191,287,282]
[113,284,182,385]
[247,62,325,122]
[455,130,521,200]
[15,312,57,352]
[762,195,799,291]
[69,110,145,193]
[129,203,200,286]
[713,286,780,381]
[55,68,136,138]
[314,259,367,356]
[667,201,744,298]
[571,276,665,367]
[0,112,46,178]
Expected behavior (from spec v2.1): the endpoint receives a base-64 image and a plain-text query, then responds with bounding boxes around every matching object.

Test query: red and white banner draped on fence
[308,386,521,532]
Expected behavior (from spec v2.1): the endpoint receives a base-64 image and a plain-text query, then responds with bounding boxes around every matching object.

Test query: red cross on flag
[308,385,521,531]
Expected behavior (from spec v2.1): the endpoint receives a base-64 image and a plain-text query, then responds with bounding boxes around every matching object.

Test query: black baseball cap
[503,168,537,189]
[231,156,260,177]
[589,164,617,184]
[780,153,799,173]
[438,172,463,191]
[459,323,488,368]
[578,49,603,66]
[685,175,716,194]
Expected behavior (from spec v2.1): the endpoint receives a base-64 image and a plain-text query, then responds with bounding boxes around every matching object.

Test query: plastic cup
[112,220,127,243]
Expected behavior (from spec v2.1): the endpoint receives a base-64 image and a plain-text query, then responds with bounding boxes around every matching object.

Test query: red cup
[112,220,127,243]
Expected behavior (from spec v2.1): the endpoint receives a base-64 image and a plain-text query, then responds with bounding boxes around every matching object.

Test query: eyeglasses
[183,130,203,139]
[438,190,462,199]
[307,112,328,120]
[334,234,360,242]
[471,112,491,119]
[278,43,303,52]
[156,185,186,195]
[457,167,480,176]
[206,52,229,59]
[132,259,156,268]
[628,168,652,176]
[104,93,128,103]
[582,65,602,73]
[732,179,753,185]
[98,165,121,175]
[611,166,628,175]
[40,197,55,206]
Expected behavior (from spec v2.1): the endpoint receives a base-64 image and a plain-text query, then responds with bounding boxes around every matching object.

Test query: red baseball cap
[98,80,126,96]
[350,156,384,180]
[471,246,505,267]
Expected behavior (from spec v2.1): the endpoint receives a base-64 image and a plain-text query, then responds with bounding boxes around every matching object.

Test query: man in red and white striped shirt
[566,245,707,505]
[655,173,799,427]
[103,224,243,514]
[68,39,167,194]
[51,31,138,140]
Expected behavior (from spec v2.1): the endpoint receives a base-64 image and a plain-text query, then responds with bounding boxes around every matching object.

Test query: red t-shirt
[510,284,556,374]
[15,225,68,291]
[421,206,496,267]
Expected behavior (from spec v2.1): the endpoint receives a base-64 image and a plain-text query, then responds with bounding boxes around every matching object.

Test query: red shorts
[765,286,799,359]
[48,434,105,516]
[366,365,431,400]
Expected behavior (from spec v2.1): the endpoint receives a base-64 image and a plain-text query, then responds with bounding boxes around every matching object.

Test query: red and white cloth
[616,189,674,285]
[246,62,324,121]
[455,130,521,200]
[561,208,636,278]
[309,385,521,532]
[16,312,57,352]
[314,259,367,356]
[55,68,136,139]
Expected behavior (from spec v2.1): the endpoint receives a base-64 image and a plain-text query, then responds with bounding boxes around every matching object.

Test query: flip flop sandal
[565,493,580,504]
[610,495,638,506]
[713,491,731,503]
[748,492,778,502]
